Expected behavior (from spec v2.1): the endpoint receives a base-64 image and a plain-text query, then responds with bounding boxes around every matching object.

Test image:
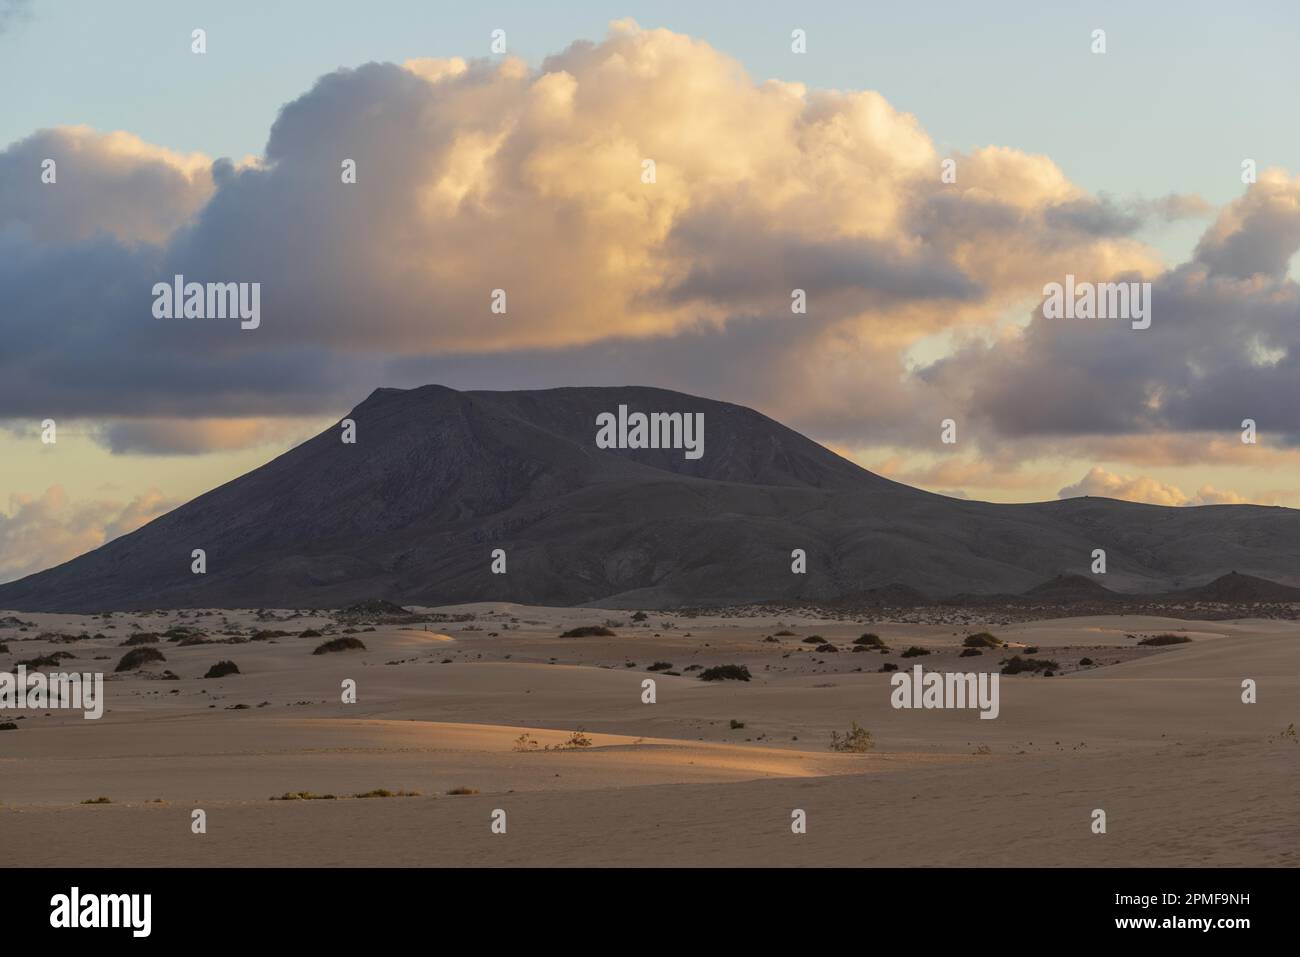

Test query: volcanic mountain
[3,385,1300,612]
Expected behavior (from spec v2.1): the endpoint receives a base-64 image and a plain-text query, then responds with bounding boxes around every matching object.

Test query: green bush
[1138,634,1191,646]
[313,637,366,655]
[1000,655,1060,675]
[699,664,751,682]
[559,626,615,638]
[829,721,874,753]
[204,660,240,679]
[115,647,166,672]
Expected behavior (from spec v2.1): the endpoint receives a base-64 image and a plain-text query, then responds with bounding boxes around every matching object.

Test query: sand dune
[1,604,1295,866]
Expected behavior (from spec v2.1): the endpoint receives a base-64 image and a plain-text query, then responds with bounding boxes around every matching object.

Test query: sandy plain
[1,604,1295,866]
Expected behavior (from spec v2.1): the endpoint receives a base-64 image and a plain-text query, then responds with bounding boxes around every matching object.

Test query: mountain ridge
[2,384,1299,612]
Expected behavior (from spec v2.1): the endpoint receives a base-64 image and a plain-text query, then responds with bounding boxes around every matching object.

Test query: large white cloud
[0,20,1293,467]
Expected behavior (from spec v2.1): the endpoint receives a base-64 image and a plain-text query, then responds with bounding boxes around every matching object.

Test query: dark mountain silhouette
[3,384,1300,612]
[1162,571,1300,604]
[1021,573,1121,601]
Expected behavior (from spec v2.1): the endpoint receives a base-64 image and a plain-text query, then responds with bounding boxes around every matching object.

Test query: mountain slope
[3,384,1299,611]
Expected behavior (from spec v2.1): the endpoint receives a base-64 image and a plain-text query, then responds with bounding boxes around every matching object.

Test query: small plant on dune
[829,722,874,754]
[900,646,930,658]
[801,635,824,644]
[962,632,1003,648]
[879,662,898,672]
[631,611,648,622]
[559,626,615,638]
[646,661,673,671]
[1000,655,1060,675]
[0,722,18,731]
[115,646,166,672]
[446,787,479,795]
[1138,633,1191,646]
[699,664,751,682]
[81,796,112,804]
[312,636,366,655]
[353,789,420,798]
[299,629,323,638]
[815,643,839,653]
[773,629,796,637]
[729,719,745,729]
[548,729,592,750]
[1079,657,1094,666]
[513,732,540,752]
[120,633,159,646]
[271,792,336,800]
[203,660,240,679]
[854,633,885,647]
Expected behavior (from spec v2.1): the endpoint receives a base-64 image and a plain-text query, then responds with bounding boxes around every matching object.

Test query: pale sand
[1,605,1295,866]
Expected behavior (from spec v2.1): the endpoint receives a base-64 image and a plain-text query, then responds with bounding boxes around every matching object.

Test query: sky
[2,0,1300,582]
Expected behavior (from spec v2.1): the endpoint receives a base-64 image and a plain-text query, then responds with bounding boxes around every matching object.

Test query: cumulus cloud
[0,20,1296,467]
[1057,466,1249,507]
[0,486,178,583]
[0,126,216,244]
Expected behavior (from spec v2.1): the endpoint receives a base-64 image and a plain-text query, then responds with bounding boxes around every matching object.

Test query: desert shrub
[299,628,323,638]
[962,632,1003,648]
[1138,633,1191,646]
[0,721,17,731]
[631,611,648,622]
[1079,657,1094,666]
[251,630,290,641]
[553,729,593,749]
[646,661,673,671]
[773,630,796,637]
[353,788,420,798]
[559,626,615,638]
[829,721,874,753]
[1000,655,1060,675]
[18,654,69,668]
[815,643,839,653]
[81,796,112,804]
[177,635,209,646]
[900,646,930,658]
[699,664,751,682]
[854,634,885,647]
[879,662,898,672]
[120,633,159,646]
[446,787,479,795]
[729,719,745,729]
[115,647,166,672]
[271,792,336,800]
[801,636,824,644]
[959,648,983,657]
[0,642,8,653]
[1023,646,1040,654]
[513,733,539,752]
[204,660,240,679]
[313,637,366,655]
